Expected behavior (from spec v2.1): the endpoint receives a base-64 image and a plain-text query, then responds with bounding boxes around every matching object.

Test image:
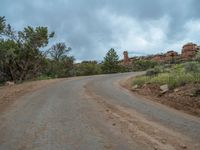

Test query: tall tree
[47,43,74,77]
[0,16,54,82]
[49,43,71,62]
[102,48,119,73]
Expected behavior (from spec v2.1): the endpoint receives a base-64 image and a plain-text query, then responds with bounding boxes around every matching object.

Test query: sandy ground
[0,78,65,113]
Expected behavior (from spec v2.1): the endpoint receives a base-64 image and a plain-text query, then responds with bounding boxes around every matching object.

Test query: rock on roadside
[160,84,169,93]
[5,81,15,86]
[131,85,138,91]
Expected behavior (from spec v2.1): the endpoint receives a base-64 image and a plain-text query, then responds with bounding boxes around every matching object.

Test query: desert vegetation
[131,54,200,116]
[133,59,200,90]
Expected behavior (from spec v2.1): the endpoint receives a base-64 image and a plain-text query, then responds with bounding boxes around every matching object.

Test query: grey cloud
[1,0,200,60]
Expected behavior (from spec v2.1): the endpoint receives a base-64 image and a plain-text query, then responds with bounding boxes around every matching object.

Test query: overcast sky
[1,0,200,61]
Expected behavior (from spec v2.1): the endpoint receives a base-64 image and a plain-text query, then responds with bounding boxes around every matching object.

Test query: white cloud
[184,19,200,41]
[97,9,171,58]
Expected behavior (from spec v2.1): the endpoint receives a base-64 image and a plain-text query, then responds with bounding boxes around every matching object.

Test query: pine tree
[102,48,119,73]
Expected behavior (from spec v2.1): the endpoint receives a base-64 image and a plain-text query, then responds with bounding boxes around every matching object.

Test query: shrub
[132,60,158,71]
[171,63,185,74]
[133,76,150,87]
[0,71,7,84]
[196,50,200,62]
[75,61,102,76]
[184,61,200,73]
[146,69,159,76]
[133,72,200,89]
[154,65,165,73]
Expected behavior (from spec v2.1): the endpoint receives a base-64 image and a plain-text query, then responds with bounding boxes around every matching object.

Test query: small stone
[5,81,15,86]
[112,123,116,126]
[143,84,147,87]
[174,88,179,92]
[180,144,187,149]
[161,139,166,144]
[160,84,169,93]
[131,85,138,91]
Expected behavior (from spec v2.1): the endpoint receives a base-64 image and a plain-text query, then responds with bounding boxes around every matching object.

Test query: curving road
[0,72,200,150]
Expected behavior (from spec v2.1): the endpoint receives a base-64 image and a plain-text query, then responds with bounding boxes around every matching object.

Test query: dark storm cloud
[1,0,200,61]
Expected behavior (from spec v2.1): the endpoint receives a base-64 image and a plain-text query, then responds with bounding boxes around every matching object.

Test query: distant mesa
[122,42,200,65]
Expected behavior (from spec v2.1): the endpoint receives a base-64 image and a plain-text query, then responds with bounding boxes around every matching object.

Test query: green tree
[132,60,158,71]
[102,48,119,73]
[0,16,54,82]
[75,61,101,76]
[46,43,74,77]
[49,42,71,62]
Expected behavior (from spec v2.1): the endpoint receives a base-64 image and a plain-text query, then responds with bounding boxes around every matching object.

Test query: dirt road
[0,73,200,150]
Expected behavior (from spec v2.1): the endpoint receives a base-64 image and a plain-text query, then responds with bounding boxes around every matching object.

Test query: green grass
[133,71,200,89]
[133,76,151,87]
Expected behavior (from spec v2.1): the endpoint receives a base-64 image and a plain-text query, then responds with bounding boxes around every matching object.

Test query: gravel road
[0,72,200,150]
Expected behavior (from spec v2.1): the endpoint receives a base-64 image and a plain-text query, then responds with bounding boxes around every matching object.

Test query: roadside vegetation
[133,58,200,90]
[132,60,158,71]
[0,16,75,84]
[133,63,200,89]
[131,52,200,116]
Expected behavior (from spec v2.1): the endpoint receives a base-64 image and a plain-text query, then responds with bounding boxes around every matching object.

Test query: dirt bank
[121,76,200,117]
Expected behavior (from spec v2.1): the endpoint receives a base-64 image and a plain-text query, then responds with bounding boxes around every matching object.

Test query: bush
[184,61,200,73]
[133,76,150,87]
[154,65,165,73]
[0,71,6,84]
[146,69,158,76]
[118,65,132,73]
[132,60,158,71]
[149,73,170,85]
[133,72,200,89]
[196,50,200,62]
[75,61,102,76]
[171,64,185,74]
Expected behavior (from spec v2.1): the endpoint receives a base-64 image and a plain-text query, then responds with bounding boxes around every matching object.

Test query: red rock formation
[151,54,164,62]
[165,50,179,61]
[123,51,131,65]
[150,51,179,62]
[121,43,199,65]
[165,51,178,57]
[181,42,198,59]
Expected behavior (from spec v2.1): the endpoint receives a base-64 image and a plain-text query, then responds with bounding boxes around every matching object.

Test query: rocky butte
[122,42,200,65]
[181,42,199,60]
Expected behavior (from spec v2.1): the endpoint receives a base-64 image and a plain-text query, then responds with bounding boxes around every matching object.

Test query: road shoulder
[0,78,65,113]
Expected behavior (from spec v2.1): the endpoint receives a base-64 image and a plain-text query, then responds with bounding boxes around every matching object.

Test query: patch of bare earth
[84,83,199,150]
[0,78,65,113]
[121,77,200,117]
